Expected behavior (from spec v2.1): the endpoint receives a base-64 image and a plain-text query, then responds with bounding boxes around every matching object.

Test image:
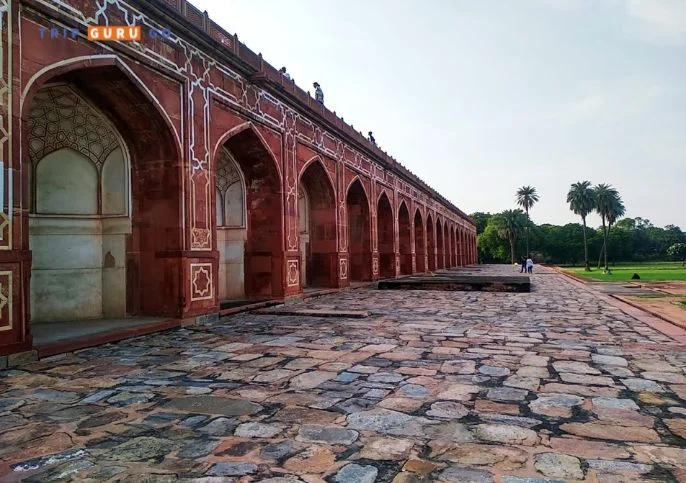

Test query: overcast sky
[189,0,686,229]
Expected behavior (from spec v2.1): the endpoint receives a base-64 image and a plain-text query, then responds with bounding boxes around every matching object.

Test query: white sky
[189,0,686,229]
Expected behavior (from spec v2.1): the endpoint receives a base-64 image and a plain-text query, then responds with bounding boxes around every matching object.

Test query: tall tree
[594,183,620,273]
[566,181,595,271]
[516,186,539,257]
[496,209,528,264]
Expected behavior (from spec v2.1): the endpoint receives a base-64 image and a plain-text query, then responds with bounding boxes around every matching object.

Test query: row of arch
[21,59,475,326]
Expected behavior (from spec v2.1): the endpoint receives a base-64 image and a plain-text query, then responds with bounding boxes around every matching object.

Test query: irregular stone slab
[560,422,660,443]
[517,366,550,378]
[178,439,220,458]
[104,437,175,462]
[592,354,628,366]
[641,371,686,384]
[534,453,583,480]
[199,417,236,436]
[261,440,298,460]
[521,355,549,367]
[163,396,262,416]
[428,441,528,470]
[254,369,297,383]
[106,391,154,405]
[437,466,493,482]
[479,413,541,428]
[283,446,336,473]
[289,371,337,389]
[474,424,539,446]
[559,373,614,386]
[633,360,681,372]
[592,397,639,410]
[504,375,540,391]
[587,459,653,474]
[426,401,469,419]
[368,372,405,383]
[630,445,686,468]
[207,462,258,476]
[440,360,476,374]
[21,459,94,483]
[665,419,686,439]
[621,378,666,393]
[77,411,127,429]
[478,365,510,376]
[333,463,378,483]
[360,437,413,460]
[540,383,619,398]
[378,397,424,413]
[552,361,600,375]
[296,424,358,445]
[11,449,89,472]
[399,384,430,398]
[424,421,474,442]
[234,422,284,438]
[529,393,584,418]
[486,387,528,402]
[437,383,480,401]
[550,437,630,459]
[347,408,429,437]
[0,398,25,413]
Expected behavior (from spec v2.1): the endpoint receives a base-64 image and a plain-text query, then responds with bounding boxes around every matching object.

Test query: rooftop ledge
[146,0,473,225]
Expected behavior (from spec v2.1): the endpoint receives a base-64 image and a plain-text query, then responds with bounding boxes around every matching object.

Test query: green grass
[562,262,686,282]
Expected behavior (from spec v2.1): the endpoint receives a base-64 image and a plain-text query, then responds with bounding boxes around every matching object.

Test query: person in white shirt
[526,256,534,274]
[279,67,291,80]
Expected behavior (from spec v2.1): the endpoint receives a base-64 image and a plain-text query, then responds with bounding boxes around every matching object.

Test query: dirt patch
[620,294,686,330]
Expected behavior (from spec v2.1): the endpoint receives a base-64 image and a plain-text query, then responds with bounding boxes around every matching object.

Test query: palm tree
[594,183,620,273]
[515,186,539,257]
[497,209,528,264]
[566,181,595,271]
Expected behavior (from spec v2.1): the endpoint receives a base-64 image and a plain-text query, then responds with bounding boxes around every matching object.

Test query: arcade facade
[0,0,477,357]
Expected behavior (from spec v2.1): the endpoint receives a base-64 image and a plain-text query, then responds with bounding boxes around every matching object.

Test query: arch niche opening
[218,127,284,299]
[377,192,395,278]
[426,214,436,271]
[436,220,445,269]
[450,225,456,267]
[398,202,412,275]
[346,179,372,282]
[298,161,337,288]
[414,210,426,273]
[25,65,182,325]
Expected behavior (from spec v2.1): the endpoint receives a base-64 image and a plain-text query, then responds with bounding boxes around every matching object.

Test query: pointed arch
[218,124,284,298]
[398,201,412,275]
[436,218,445,269]
[377,191,395,278]
[414,208,426,272]
[347,178,372,281]
[299,159,337,287]
[426,213,436,271]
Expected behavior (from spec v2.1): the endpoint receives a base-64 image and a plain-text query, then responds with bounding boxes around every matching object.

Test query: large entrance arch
[398,202,412,275]
[427,214,436,271]
[298,161,337,288]
[377,192,395,279]
[414,210,425,273]
[24,65,183,324]
[218,126,284,299]
[346,179,372,282]
[436,220,445,269]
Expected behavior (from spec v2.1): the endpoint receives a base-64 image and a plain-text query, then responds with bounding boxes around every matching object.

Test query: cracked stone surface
[1,265,685,482]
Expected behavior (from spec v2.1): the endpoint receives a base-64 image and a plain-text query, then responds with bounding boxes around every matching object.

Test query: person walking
[520,256,527,273]
[526,255,534,274]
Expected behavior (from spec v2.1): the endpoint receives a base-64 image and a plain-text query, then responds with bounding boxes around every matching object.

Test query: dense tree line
[474,212,686,266]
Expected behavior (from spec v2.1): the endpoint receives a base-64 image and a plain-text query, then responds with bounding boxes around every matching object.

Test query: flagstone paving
[1,266,686,482]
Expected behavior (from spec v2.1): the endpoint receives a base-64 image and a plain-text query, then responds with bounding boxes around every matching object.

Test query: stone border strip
[551,266,686,345]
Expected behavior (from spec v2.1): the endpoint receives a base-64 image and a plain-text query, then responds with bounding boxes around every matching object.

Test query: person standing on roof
[279,67,291,80]
[313,82,324,105]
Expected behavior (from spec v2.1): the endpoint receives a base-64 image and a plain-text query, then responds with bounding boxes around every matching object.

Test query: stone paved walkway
[1,266,685,482]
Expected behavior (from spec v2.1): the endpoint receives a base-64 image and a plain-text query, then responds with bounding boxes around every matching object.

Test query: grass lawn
[562,262,686,282]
